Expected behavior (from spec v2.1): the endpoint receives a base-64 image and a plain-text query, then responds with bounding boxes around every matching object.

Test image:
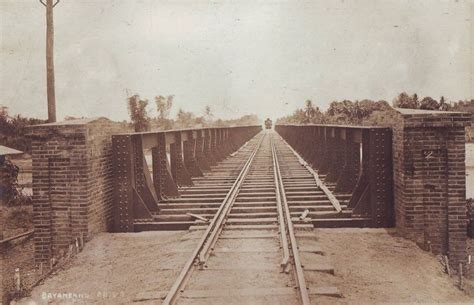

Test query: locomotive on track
[264,118,272,129]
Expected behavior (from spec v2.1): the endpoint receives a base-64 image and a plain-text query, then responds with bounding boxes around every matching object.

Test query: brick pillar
[392,109,471,266]
[28,118,128,263]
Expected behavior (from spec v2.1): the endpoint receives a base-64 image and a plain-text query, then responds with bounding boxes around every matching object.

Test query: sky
[1,0,473,122]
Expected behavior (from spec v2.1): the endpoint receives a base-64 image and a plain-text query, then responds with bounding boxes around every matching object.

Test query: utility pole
[39,0,60,122]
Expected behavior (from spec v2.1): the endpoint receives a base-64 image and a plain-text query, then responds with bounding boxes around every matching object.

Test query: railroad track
[160,130,341,305]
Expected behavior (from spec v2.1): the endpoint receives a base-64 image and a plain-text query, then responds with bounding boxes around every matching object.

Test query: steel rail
[275,133,342,212]
[161,132,266,305]
[270,135,290,272]
[198,136,263,265]
[271,133,311,305]
[198,132,264,263]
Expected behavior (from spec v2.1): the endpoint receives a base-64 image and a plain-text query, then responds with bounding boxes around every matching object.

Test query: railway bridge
[25,108,471,304]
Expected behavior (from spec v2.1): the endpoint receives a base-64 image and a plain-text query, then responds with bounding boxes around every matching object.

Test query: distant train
[264,118,272,129]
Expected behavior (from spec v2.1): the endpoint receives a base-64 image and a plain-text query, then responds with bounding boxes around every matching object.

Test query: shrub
[0,158,30,206]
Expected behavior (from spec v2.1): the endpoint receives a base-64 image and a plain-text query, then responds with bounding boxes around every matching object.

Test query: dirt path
[15,231,202,305]
[179,229,299,305]
[314,228,473,304]
[14,228,473,305]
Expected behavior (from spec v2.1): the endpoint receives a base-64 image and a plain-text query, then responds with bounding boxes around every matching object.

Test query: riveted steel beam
[275,124,394,228]
[112,125,262,232]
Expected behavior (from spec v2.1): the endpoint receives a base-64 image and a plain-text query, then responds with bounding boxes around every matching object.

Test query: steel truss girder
[112,125,262,232]
[275,124,393,228]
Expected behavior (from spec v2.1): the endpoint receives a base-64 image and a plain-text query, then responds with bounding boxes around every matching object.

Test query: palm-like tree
[304,100,316,122]
[155,95,174,119]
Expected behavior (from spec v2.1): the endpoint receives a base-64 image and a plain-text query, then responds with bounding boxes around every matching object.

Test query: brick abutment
[392,109,471,269]
[28,118,129,263]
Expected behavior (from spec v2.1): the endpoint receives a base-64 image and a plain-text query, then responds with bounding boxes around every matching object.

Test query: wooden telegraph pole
[39,0,60,123]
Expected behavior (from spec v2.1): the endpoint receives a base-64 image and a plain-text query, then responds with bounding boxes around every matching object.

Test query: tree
[0,106,8,117]
[0,108,46,152]
[127,95,150,132]
[451,99,474,113]
[412,93,419,108]
[39,0,60,122]
[439,96,449,111]
[392,92,450,111]
[326,100,356,124]
[154,95,174,130]
[203,105,214,126]
[362,108,399,127]
[419,96,439,110]
[213,114,260,126]
[0,159,24,206]
[204,105,213,119]
[204,105,212,117]
[304,100,316,122]
[393,92,417,109]
[155,95,173,119]
[279,99,395,126]
[194,116,205,127]
[276,109,306,125]
[175,108,197,128]
[299,100,327,124]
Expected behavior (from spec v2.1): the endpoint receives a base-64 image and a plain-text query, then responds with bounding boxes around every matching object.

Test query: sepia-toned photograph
[1,0,473,304]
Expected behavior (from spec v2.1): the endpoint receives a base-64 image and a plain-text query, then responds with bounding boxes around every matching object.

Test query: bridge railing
[111,125,262,231]
[275,124,393,227]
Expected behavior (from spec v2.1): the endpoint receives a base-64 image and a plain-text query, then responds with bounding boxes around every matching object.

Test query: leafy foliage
[393,92,419,109]
[0,107,46,153]
[277,99,395,126]
[450,100,474,142]
[213,114,260,127]
[128,94,260,131]
[175,108,197,129]
[155,95,174,120]
[277,94,473,130]
[204,105,214,124]
[0,159,30,206]
[154,95,174,130]
[127,95,150,132]
[450,99,474,113]
[392,93,461,111]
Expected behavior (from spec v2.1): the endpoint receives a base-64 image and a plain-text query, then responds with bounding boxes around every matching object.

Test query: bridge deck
[135,130,369,232]
[17,132,471,304]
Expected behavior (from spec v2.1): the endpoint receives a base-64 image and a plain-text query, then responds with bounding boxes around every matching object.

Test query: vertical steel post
[170,132,193,186]
[113,135,135,232]
[368,128,393,227]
